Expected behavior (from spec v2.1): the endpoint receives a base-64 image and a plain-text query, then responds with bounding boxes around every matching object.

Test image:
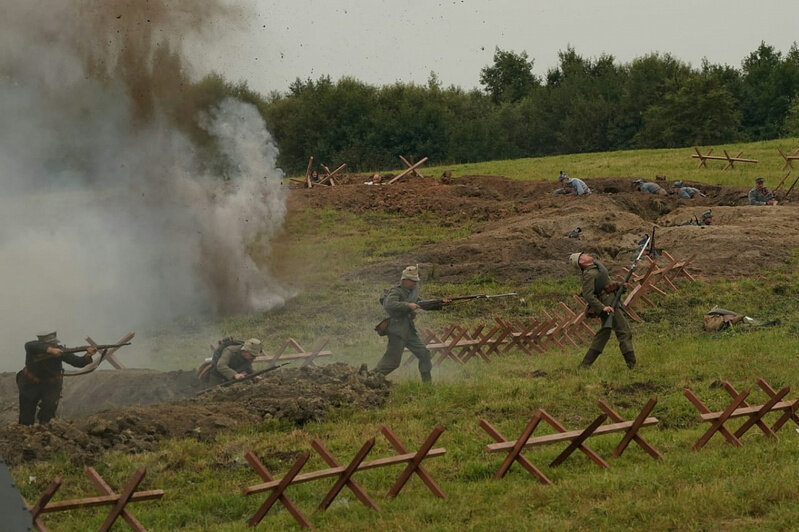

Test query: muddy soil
[0,364,389,465]
[291,174,797,282]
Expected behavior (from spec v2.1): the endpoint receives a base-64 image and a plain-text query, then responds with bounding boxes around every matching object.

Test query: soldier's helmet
[37,331,60,345]
[632,179,643,186]
[702,209,712,219]
[755,177,765,184]
[558,173,569,182]
[569,252,583,267]
[241,338,263,355]
[401,265,420,282]
[672,181,683,188]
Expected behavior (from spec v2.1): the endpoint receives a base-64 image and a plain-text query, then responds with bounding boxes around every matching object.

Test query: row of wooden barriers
[405,251,697,367]
[22,376,798,530]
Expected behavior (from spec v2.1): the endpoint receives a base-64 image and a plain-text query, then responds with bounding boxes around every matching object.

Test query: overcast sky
[200,0,799,96]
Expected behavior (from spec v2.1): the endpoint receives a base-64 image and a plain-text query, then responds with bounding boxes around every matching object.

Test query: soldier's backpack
[197,336,244,381]
[703,308,744,332]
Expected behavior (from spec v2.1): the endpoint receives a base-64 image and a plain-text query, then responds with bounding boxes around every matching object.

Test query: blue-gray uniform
[639,182,664,194]
[565,178,591,195]
[749,186,775,205]
[675,186,704,199]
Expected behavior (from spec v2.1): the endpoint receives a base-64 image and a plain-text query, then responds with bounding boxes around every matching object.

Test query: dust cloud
[0,1,290,371]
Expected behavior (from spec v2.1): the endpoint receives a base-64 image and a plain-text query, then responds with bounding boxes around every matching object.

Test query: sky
[199,0,799,96]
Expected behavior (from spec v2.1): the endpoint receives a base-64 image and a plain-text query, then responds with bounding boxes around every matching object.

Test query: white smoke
[0,1,289,371]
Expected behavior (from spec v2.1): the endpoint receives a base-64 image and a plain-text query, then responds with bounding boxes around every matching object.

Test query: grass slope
[13,139,799,531]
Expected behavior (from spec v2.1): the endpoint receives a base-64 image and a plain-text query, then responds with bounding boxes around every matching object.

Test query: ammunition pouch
[374,318,390,336]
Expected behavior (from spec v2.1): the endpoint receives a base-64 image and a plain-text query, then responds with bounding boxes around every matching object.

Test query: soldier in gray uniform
[748,177,778,205]
[671,181,705,199]
[632,179,666,195]
[375,265,450,382]
[563,177,592,195]
[17,331,97,425]
[569,253,636,369]
[209,338,263,385]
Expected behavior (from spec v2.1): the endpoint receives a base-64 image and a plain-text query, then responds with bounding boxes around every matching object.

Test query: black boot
[579,349,601,368]
[622,351,636,369]
[421,372,432,383]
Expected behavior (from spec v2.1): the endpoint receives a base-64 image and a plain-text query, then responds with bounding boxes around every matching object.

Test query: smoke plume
[0,1,289,370]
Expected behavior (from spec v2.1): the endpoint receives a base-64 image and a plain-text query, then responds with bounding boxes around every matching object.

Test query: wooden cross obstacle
[295,156,347,188]
[691,147,758,170]
[24,466,163,532]
[684,378,799,450]
[621,251,697,322]
[385,157,428,185]
[399,155,425,178]
[778,148,799,171]
[241,425,446,528]
[480,397,660,485]
[196,337,332,381]
[63,332,136,376]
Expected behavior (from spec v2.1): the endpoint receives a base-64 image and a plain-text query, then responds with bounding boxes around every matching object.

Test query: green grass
[14,138,799,530]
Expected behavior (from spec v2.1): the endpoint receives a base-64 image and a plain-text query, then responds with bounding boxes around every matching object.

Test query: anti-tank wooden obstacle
[684,378,799,450]
[241,425,446,528]
[480,397,660,485]
[385,157,428,185]
[778,148,799,171]
[691,147,758,170]
[24,466,163,532]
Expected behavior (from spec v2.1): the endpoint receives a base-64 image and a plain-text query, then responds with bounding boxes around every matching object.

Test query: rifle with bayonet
[198,363,289,394]
[417,292,518,311]
[601,234,651,330]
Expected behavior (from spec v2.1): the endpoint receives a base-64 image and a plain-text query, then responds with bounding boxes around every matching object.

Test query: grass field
[13,139,799,531]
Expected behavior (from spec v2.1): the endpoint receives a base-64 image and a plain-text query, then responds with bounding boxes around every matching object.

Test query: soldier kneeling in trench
[209,338,263,385]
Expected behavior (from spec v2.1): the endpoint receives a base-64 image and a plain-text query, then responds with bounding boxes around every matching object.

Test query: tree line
[186,42,799,175]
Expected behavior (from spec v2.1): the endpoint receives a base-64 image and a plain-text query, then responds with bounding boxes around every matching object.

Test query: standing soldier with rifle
[374,265,451,383]
[569,246,644,369]
[17,331,97,425]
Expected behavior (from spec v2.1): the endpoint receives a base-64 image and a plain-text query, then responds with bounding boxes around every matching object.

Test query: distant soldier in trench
[671,181,706,199]
[569,253,637,369]
[17,331,97,425]
[375,265,450,383]
[748,176,778,205]
[632,179,667,195]
[209,338,263,385]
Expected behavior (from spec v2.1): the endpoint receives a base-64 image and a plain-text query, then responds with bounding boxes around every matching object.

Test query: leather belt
[21,367,61,385]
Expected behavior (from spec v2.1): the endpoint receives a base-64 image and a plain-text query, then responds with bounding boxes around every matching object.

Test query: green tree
[479,48,540,104]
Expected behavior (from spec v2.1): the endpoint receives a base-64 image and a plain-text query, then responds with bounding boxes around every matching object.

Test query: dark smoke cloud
[0,0,290,370]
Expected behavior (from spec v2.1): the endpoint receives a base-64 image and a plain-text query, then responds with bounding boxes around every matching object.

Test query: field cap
[755,177,765,183]
[242,338,263,355]
[401,265,420,281]
[37,331,60,345]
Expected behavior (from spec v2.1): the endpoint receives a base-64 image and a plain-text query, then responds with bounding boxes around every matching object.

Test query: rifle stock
[601,234,651,330]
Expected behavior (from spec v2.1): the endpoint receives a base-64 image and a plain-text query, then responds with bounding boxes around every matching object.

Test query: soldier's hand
[603,306,614,314]
[86,346,98,356]
[234,373,247,380]
[442,298,452,305]
[46,346,63,356]
[408,303,420,311]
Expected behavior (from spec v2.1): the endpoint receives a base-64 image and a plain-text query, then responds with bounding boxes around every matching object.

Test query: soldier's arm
[62,352,93,368]
[581,272,605,314]
[748,189,764,205]
[215,348,238,380]
[384,289,413,315]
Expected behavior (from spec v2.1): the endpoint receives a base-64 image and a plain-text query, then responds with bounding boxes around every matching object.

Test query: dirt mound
[289,175,797,282]
[0,364,389,465]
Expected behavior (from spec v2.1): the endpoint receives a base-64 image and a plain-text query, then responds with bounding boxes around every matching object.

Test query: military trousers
[375,330,432,377]
[589,298,634,354]
[17,373,62,425]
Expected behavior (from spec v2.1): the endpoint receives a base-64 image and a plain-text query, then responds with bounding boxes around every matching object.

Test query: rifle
[59,342,132,354]
[601,234,650,330]
[417,292,518,311]
[198,363,289,394]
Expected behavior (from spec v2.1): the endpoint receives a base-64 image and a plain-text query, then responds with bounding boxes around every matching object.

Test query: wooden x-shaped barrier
[684,378,799,450]
[778,148,799,171]
[480,397,660,484]
[691,147,758,170]
[25,466,163,532]
[241,425,446,528]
